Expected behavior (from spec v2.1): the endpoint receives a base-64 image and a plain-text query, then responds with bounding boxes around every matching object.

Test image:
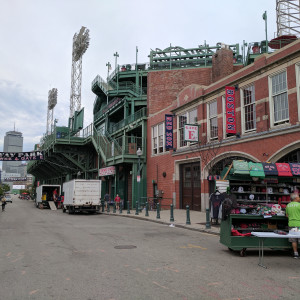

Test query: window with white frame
[243,85,256,132]
[178,108,198,147]
[208,100,218,139]
[296,63,300,121]
[270,71,289,125]
[152,122,165,154]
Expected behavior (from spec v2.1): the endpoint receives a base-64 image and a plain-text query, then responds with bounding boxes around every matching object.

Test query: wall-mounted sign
[165,114,173,149]
[99,166,116,176]
[0,151,44,161]
[184,124,199,142]
[225,86,236,134]
[12,185,26,190]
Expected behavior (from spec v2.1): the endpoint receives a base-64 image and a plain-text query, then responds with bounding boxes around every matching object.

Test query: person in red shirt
[114,194,121,210]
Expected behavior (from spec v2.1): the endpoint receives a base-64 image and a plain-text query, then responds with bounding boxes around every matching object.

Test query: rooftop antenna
[47,88,58,135]
[69,26,90,119]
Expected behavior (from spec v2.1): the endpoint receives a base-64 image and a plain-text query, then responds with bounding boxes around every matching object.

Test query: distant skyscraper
[2,130,23,174]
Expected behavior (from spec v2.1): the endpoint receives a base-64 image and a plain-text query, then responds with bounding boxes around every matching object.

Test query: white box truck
[36,184,61,209]
[62,179,101,214]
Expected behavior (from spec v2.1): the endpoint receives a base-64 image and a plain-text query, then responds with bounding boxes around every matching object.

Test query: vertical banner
[165,114,173,149]
[225,86,236,134]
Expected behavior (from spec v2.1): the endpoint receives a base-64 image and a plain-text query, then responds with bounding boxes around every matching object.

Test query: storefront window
[271,71,289,125]
[208,100,218,140]
[152,122,165,155]
[177,108,198,148]
[243,85,256,131]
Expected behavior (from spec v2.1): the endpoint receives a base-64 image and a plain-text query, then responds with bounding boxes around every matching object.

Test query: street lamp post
[136,148,142,213]
[113,52,119,90]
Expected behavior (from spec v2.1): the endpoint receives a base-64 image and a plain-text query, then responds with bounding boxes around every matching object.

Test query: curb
[100,212,220,236]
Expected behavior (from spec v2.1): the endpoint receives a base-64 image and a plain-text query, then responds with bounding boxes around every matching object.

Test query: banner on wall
[184,124,199,142]
[99,166,116,177]
[225,86,236,134]
[165,114,173,149]
[0,151,44,161]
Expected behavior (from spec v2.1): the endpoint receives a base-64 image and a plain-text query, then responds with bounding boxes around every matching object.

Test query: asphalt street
[1,195,300,300]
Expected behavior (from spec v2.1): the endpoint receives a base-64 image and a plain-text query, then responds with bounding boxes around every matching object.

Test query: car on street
[5,195,12,203]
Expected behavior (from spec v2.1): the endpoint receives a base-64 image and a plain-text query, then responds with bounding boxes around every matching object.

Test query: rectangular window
[152,122,166,155]
[152,126,158,154]
[209,100,218,139]
[243,85,256,131]
[178,108,198,148]
[158,123,164,153]
[271,71,289,124]
[296,64,300,121]
[179,115,187,147]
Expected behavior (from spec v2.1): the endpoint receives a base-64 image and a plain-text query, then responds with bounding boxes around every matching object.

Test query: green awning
[248,162,265,178]
[233,160,250,175]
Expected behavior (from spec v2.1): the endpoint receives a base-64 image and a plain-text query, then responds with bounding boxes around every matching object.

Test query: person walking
[286,192,300,258]
[2,196,7,212]
[104,193,110,209]
[114,194,121,210]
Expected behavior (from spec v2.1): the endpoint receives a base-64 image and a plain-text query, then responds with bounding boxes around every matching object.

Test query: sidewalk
[101,208,220,235]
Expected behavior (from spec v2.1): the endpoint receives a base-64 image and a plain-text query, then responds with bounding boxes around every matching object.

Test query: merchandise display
[219,160,300,256]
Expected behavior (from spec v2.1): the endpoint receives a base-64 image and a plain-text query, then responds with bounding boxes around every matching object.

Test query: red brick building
[147,39,300,211]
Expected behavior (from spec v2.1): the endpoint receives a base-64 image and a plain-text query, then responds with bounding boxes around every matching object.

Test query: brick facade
[147,40,300,211]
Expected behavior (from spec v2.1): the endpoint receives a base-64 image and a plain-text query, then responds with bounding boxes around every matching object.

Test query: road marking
[133,268,147,275]
[207,282,222,286]
[153,281,169,290]
[21,271,26,275]
[11,256,24,263]
[180,244,207,250]
[164,266,179,273]
[29,290,38,295]
[6,252,12,257]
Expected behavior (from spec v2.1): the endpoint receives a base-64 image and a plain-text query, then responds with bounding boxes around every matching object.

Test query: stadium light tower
[69,26,90,119]
[276,0,300,37]
[46,88,57,135]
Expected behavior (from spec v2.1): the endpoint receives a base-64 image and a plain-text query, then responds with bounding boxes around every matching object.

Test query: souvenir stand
[219,160,300,256]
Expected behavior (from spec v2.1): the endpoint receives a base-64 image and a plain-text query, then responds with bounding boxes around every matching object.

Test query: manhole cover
[114,245,137,249]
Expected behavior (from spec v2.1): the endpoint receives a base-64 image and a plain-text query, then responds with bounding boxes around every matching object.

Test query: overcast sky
[0,0,277,159]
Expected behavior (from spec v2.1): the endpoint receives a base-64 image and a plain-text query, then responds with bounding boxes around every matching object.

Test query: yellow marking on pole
[29,290,38,295]
[153,281,169,290]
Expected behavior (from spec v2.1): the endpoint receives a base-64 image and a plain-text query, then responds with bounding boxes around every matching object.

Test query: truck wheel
[68,207,72,214]
[62,207,66,213]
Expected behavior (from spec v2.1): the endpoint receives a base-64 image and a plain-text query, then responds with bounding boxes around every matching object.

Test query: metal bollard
[127,201,130,214]
[170,204,174,222]
[101,200,105,213]
[107,202,110,213]
[119,202,123,214]
[186,205,191,225]
[135,201,139,215]
[145,201,149,217]
[206,208,211,229]
[113,202,116,213]
[156,203,160,219]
